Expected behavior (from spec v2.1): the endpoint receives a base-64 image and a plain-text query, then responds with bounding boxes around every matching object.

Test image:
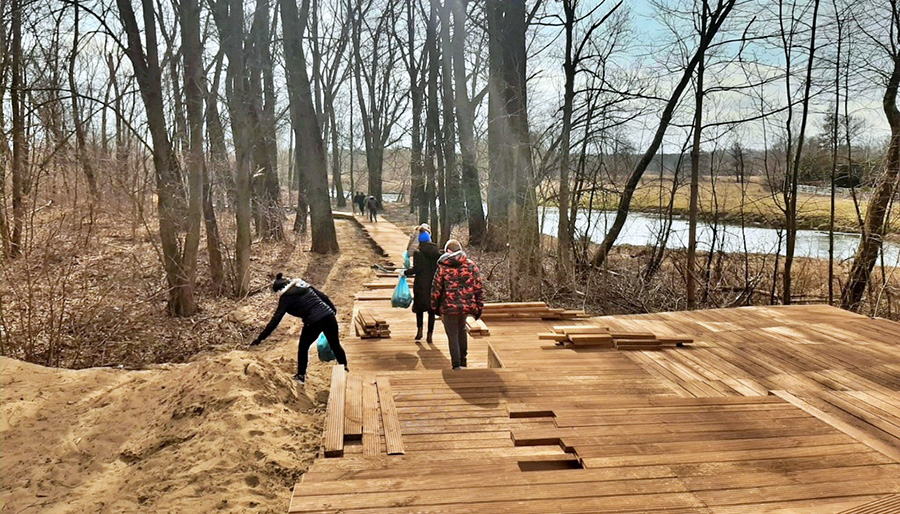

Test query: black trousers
[416,310,436,334]
[297,314,347,375]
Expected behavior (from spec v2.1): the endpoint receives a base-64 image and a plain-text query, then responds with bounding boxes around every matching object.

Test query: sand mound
[1,350,328,513]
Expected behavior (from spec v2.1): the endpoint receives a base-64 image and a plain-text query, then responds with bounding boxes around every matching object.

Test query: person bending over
[251,273,348,382]
[431,239,484,369]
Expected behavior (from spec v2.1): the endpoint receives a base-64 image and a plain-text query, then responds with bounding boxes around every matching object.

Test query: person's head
[418,223,431,234]
[444,239,462,253]
[418,231,432,243]
[272,273,291,293]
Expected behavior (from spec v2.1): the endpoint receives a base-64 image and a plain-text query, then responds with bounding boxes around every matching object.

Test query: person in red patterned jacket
[431,239,484,369]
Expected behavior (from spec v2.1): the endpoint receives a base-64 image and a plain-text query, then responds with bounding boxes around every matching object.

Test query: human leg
[427,311,436,342]
[442,313,464,368]
[457,315,468,367]
[415,311,424,341]
[296,322,320,378]
[319,315,348,369]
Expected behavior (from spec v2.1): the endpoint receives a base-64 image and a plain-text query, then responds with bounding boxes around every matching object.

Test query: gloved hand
[400,269,407,277]
[250,338,261,346]
[474,310,482,321]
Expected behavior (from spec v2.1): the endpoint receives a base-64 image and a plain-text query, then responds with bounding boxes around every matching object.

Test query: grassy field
[583,175,897,234]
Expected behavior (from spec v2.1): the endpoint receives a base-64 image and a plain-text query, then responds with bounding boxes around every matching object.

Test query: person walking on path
[403,230,442,342]
[251,273,348,383]
[406,223,431,254]
[354,192,367,216]
[365,195,379,222]
[431,239,484,369]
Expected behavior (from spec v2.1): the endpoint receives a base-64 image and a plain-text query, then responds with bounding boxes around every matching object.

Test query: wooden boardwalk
[291,215,900,513]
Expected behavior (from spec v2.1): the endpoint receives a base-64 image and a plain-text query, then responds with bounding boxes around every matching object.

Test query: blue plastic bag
[391,275,413,309]
[316,333,335,362]
[402,251,411,269]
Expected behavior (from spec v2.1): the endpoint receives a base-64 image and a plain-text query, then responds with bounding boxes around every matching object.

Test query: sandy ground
[0,218,378,513]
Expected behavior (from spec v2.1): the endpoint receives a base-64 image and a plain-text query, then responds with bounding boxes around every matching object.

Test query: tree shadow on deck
[415,341,452,370]
[440,368,502,409]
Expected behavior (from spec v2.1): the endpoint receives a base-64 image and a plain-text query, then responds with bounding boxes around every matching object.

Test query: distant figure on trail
[250,273,348,383]
[365,195,379,222]
[431,239,484,370]
[403,230,442,343]
[352,192,365,215]
[407,223,431,254]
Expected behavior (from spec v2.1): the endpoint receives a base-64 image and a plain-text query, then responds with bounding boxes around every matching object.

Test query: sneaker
[292,373,305,383]
[344,365,349,373]
[426,333,433,344]
[415,329,423,341]
[452,366,461,370]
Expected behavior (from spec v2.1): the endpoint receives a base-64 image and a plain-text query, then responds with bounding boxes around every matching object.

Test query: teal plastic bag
[391,275,413,308]
[316,333,335,362]
[402,251,411,269]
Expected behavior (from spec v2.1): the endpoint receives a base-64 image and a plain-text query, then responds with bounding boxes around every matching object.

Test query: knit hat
[418,231,432,243]
[272,273,291,292]
[419,223,431,234]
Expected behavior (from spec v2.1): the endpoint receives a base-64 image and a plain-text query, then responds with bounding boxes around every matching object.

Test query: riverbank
[571,175,899,237]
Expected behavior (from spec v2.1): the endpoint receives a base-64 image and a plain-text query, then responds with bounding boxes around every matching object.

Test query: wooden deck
[289,215,900,513]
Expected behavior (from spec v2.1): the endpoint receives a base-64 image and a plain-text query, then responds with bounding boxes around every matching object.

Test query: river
[382,193,900,264]
[539,207,900,264]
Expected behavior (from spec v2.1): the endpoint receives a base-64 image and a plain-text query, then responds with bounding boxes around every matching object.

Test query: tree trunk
[425,2,440,231]
[782,0,820,305]
[281,0,339,252]
[451,0,486,245]
[329,103,346,207]
[687,40,704,310]
[116,0,197,314]
[68,3,100,200]
[557,0,576,280]
[9,0,24,258]
[842,43,900,311]
[485,0,512,249]
[211,0,253,296]
[180,0,204,303]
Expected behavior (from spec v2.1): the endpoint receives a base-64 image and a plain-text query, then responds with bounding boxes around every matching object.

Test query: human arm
[404,250,422,277]
[430,267,444,314]
[472,263,484,319]
[252,298,288,345]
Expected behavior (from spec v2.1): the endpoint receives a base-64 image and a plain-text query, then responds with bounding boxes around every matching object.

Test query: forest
[1,0,899,369]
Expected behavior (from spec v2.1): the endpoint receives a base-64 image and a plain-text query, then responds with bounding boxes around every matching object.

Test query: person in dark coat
[403,231,442,342]
[251,273,348,382]
[431,239,484,369]
[365,195,379,222]
[355,192,367,216]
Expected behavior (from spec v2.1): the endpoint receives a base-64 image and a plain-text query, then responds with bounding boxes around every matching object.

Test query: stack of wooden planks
[354,309,391,339]
[465,317,490,336]
[479,302,588,321]
[538,325,692,350]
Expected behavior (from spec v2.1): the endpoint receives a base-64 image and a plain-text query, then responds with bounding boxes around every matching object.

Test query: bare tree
[281,0,340,252]
[115,0,199,314]
[450,0,486,244]
[591,0,736,269]
[843,0,900,311]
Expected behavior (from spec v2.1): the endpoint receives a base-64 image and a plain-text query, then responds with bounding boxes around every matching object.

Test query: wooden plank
[362,378,379,457]
[377,377,405,455]
[344,373,363,440]
[323,365,347,458]
[836,494,900,514]
[487,344,504,369]
[773,390,900,463]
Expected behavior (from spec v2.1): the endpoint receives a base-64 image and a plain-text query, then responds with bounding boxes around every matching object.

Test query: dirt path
[0,218,380,514]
